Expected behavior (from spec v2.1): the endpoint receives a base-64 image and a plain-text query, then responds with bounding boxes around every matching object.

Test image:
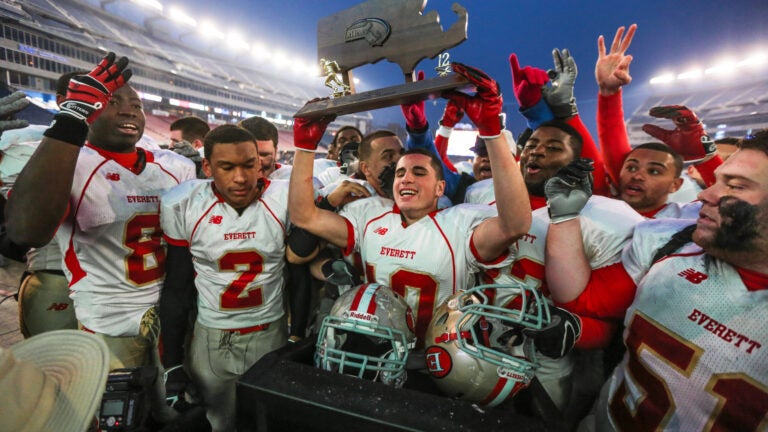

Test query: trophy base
[294,74,471,118]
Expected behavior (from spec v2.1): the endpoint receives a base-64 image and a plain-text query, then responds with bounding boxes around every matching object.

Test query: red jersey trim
[163,235,189,247]
[342,217,356,257]
[736,266,768,292]
[64,158,110,286]
[557,262,637,321]
[469,233,509,265]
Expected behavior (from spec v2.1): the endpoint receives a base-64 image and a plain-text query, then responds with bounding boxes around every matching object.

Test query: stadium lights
[651,49,767,85]
[226,31,249,51]
[272,51,289,69]
[168,6,196,27]
[131,0,162,12]
[676,69,703,80]
[649,73,675,85]
[199,21,224,40]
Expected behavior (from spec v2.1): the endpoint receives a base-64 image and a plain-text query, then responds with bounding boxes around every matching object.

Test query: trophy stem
[294,74,471,118]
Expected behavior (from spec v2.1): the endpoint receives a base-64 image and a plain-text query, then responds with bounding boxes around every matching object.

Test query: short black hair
[534,120,583,156]
[629,142,684,177]
[239,116,278,148]
[171,117,211,143]
[401,147,444,181]
[332,125,363,145]
[203,125,256,160]
[359,130,398,162]
[740,129,768,157]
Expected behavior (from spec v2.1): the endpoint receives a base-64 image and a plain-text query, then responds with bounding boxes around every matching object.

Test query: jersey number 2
[219,251,264,310]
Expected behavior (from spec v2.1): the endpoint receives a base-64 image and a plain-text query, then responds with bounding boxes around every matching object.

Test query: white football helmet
[315,283,416,388]
[424,282,551,407]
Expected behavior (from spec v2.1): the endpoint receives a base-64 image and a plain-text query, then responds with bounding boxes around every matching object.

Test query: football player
[160,124,289,432]
[545,130,768,431]
[289,63,532,346]
[5,53,196,424]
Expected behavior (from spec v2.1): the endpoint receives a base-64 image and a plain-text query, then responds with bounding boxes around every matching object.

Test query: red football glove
[400,70,427,131]
[58,52,132,124]
[439,99,465,128]
[641,105,716,163]
[509,53,550,109]
[294,101,336,152]
[446,62,503,138]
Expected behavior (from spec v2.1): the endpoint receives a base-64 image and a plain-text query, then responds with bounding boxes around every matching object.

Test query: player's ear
[202,158,213,178]
[435,179,445,197]
[669,177,684,193]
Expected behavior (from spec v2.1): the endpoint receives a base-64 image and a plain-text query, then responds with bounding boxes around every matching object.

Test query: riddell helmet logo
[425,346,452,378]
[348,310,374,322]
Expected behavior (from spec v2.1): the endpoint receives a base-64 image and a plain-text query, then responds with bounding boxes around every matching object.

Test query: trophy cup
[294,0,470,118]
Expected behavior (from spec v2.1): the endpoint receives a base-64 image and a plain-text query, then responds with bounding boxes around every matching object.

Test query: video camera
[97,366,156,431]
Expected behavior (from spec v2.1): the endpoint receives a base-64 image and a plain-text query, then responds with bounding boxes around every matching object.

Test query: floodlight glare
[649,73,675,85]
[168,6,197,27]
[677,69,703,80]
[132,0,163,12]
[199,21,224,40]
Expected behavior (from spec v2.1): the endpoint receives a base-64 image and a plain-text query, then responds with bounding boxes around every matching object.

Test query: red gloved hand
[509,53,550,109]
[58,52,132,124]
[294,101,336,152]
[400,70,427,131]
[641,105,716,163]
[446,62,503,138]
[439,99,465,128]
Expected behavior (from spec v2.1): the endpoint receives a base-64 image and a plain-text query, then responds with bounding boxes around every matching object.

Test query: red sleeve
[575,315,618,349]
[597,91,632,189]
[556,262,637,320]
[693,154,722,187]
[566,114,609,197]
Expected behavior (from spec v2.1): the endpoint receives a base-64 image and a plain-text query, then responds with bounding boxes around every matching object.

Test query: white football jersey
[464,178,496,205]
[161,179,289,330]
[61,147,195,336]
[340,197,508,343]
[598,218,768,431]
[653,200,702,219]
[482,196,644,382]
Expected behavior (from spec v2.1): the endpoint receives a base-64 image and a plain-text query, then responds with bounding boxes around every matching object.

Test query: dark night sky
[178,0,768,134]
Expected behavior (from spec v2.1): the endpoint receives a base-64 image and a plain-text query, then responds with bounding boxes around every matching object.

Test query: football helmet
[315,283,416,388]
[424,282,551,407]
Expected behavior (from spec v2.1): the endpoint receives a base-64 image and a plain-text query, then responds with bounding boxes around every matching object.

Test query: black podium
[236,339,560,431]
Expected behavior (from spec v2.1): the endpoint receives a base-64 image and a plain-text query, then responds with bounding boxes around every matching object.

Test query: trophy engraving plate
[295,0,469,118]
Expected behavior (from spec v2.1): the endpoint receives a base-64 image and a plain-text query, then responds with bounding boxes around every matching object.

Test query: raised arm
[288,110,351,248]
[542,49,609,197]
[642,105,722,185]
[5,53,131,246]
[401,72,461,198]
[446,63,531,260]
[543,159,594,303]
[596,24,636,186]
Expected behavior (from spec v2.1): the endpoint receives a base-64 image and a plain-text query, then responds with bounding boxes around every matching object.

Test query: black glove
[542,48,578,118]
[545,158,593,224]
[321,259,360,286]
[377,162,397,199]
[523,306,581,359]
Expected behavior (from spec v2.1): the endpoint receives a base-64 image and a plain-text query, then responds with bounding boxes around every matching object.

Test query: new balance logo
[105,173,120,181]
[678,268,708,284]
[373,227,388,236]
[209,215,223,224]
